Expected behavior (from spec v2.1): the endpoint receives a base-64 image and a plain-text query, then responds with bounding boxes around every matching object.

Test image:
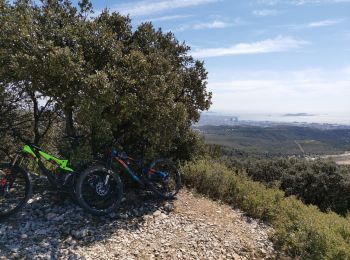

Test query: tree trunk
[64,103,75,137]
[30,92,40,145]
[90,125,98,159]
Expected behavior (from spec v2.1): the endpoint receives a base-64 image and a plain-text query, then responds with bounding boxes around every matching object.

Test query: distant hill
[196,113,350,130]
[283,113,315,117]
[196,125,350,155]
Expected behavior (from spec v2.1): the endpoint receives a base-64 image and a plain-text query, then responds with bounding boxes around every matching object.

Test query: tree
[0,0,212,161]
[0,0,64,145]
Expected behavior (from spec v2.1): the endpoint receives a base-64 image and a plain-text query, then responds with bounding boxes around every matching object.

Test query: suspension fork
[104,174,110,185]
[104,156,114,185]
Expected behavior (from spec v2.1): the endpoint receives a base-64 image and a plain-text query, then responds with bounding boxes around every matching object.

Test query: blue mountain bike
[75,148,181,215]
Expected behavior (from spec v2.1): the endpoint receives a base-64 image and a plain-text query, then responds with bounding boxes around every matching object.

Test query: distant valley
[195,124,350,156]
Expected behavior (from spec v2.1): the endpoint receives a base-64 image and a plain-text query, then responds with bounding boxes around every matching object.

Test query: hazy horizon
[203,110,350,125]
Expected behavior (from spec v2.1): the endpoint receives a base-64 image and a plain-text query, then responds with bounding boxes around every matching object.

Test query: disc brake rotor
[95,182,109,196]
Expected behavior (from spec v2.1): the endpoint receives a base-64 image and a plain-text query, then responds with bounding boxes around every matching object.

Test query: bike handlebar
[111,149,129,160]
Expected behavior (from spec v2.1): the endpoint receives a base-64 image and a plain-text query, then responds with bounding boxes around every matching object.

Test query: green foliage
[0,0,211,161]
[182,160,350,259]
[221,156,350,215]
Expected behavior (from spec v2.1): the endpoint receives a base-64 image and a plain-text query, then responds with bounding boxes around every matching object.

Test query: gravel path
[0,178,281,259]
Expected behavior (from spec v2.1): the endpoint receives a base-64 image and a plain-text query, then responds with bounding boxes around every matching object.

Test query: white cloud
[307,19,344,27]
[208,67,350,118]
[257,0,281,5]
[288,19,345,30]
[191,36,309,58]
[113,0,219,17]
[193,20,231,29]
[135,14,193,24]
[146,14,192,22]
[252,9,281,16]
[174,19,241,31]
[257,0,350,5]
[342,66,350,74]
[292,0,350,4]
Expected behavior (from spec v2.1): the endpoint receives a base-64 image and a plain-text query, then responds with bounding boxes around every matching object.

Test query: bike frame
[109,149,144,183]
[22,145,74,172]
[13,144,75,187]
[107,149,166,184]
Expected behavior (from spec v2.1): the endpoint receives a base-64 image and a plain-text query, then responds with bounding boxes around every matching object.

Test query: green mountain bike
[0,132,81,219]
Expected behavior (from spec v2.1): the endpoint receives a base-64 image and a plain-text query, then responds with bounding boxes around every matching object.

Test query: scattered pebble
[0,176,280,259]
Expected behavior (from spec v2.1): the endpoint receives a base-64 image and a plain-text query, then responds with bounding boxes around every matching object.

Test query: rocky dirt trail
[0,177,282,259]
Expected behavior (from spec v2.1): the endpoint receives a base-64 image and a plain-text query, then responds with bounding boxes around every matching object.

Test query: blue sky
[89,0,350,122]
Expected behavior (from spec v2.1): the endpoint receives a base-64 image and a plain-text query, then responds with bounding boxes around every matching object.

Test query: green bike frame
[22,145,74,172]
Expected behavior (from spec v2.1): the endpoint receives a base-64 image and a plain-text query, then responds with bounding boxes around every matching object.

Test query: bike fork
[105,172,111,185]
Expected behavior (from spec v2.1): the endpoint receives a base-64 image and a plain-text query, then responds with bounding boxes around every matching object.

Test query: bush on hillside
[181,160,350,259]
[220,156,350,215]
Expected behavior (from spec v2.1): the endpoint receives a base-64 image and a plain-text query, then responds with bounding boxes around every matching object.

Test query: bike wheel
[146,159,181,199]
[0,163,32,219]
[75,165,123,216]
[68,160,103,205]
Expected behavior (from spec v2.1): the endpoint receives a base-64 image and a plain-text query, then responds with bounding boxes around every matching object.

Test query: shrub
[222,156,350,215]
[181,160,350,259]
